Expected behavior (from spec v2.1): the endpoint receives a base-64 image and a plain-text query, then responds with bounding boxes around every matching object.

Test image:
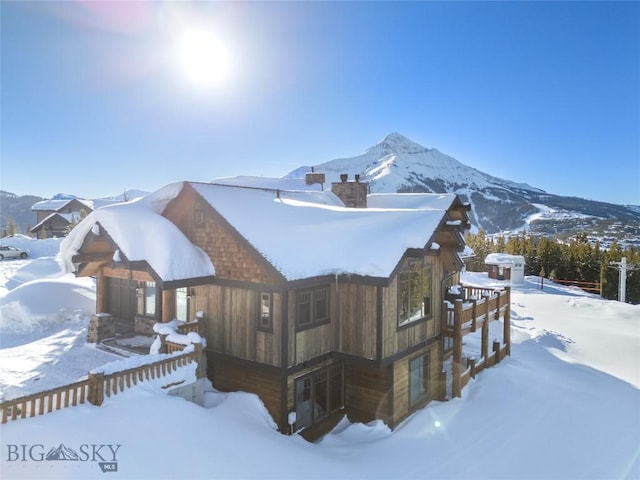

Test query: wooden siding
[208,354,283,431]
[391,342,440,426]
[335,281,377,359]
[344,362,393,425]
[194,285,282,368]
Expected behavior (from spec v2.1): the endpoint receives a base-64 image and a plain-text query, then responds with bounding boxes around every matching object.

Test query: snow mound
[0,276,95,339]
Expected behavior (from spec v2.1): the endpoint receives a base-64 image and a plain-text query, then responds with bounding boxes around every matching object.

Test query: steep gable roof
[60,184,215,282]
[190,179,461,281]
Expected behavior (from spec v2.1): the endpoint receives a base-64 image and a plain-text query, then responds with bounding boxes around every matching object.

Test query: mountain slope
[286,133,639,234]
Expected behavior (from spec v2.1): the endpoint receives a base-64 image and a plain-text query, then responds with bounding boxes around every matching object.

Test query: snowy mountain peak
[285,133,639,234]
[367,132,431,156]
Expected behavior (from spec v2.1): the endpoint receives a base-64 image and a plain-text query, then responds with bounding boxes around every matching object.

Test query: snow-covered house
[31,197,94,238]
[62,174,474,438]
[485,253,526,283]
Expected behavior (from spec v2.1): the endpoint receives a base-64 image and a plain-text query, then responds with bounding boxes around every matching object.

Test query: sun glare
[175,29,232,89]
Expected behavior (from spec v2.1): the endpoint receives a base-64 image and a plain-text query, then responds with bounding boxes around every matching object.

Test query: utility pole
[609,257,639,303]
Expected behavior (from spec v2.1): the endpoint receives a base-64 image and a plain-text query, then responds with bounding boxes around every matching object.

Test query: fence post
[504,287,511,356]
[194,342,205,379]
[452,299,463,398]
[88,372,104,406]
[482,296,490,361]
[493,340,501,364]
[159,334,168,354]
[468,357,477,379]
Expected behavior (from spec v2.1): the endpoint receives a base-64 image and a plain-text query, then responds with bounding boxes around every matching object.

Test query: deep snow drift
[0,241,638,479]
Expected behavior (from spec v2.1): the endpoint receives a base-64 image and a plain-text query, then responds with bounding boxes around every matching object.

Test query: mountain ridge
[285,133,639,235]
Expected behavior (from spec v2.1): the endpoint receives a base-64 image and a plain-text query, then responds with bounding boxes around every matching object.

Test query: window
[259,292,272,330]
[398,258,433,326]
[176,287,188,322]
[409,353,430,407]
[296,286,330,329]
[294,364,343,430]
[443,336,453,354]
[136,281,157,318]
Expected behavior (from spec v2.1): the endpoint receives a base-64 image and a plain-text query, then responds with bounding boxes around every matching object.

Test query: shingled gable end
[64,175,510,439]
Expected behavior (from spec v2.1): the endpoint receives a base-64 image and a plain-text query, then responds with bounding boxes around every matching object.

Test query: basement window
[398,258,433,327]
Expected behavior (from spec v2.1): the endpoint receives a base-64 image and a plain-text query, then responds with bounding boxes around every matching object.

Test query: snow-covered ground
[0,239,638,479]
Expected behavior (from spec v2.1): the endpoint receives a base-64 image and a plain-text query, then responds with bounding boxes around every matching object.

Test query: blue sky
[2,1,639,205]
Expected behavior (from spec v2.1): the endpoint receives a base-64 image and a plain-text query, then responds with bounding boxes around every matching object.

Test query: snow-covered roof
[30,212,76,232]
[60,183,215,282]
[192,178,458,280]
[61,177,465,283]
[485,253,525,266]
[32,198,94,212]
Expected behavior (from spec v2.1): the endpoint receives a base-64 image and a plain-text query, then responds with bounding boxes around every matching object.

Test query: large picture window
[296,286,330,329]
[409,353,430,407]
[398,258,433,326]
[294,364,343,430]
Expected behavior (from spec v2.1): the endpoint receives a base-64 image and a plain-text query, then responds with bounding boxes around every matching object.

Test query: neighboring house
[62,174,509,438]
[485,253,526,283]
[31,198,94,238]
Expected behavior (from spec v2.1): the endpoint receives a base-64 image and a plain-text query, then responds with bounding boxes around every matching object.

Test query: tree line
[464,231,640,304]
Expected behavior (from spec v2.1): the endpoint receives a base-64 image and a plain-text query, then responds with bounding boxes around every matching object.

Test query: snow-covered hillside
[286,133,640,235]
[0,241,638,479]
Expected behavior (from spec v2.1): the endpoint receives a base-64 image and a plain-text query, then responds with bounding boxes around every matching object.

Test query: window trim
[258,292,273,332]
[409,352,430,407]
[295,286,331,331]
[294,363,344,430]
[397,257,433,328]
[136,281,158,319]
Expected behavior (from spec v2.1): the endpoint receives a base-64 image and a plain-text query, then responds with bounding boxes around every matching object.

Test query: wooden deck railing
[1,379,89,424]
[443,285,511,398]
[0,345,202,424]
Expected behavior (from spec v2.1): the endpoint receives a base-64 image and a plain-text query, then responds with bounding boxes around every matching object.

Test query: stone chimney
[305,167,326,190]
[331,173,368,208]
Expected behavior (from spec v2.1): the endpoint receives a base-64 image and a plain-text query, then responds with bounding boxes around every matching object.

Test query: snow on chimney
[305,167,325,190]
[332,173,367,208]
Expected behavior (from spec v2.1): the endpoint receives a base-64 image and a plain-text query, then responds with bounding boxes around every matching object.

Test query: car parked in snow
[0,245,29,260]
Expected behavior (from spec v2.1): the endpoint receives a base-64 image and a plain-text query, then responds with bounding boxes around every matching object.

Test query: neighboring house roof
[32,198,94,212]
[485,253,525,266]
[30,212,75,232]
[60,184,215,282]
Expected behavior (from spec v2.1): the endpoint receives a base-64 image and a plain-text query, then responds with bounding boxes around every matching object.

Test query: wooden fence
[553,278,601,294]
[0,344,201,424]
[443,285,511,398]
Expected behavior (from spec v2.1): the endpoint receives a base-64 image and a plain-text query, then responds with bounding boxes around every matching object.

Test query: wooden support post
[504,287,511,356]
[162,289,176,323]
[159,334,168,354]
[468,357,477,379]
[88,372,104,406]
[471,299,477,332]
[452,299,463,398]
[194,342,205,379]
[493,340,501,363]
[482,297,489,361]
[95,268,106,314]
